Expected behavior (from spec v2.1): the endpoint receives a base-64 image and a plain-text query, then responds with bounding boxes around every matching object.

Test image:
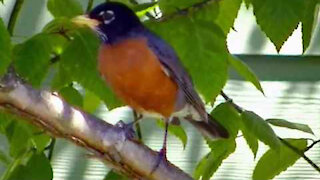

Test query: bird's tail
[187,113,229,140]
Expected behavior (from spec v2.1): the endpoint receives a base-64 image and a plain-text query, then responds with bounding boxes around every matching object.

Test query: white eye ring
[100,10,115,24]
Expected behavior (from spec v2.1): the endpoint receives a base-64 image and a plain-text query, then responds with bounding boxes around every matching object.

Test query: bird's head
[72,2,142,43]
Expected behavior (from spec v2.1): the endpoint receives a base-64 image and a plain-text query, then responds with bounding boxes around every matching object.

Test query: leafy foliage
[302,0,319,52]
[241,111,280,150]
[251,0,305,51]
[228,55,264,94]
[8,153,53,180]
[253,139,307,180]
[266,119,314,135]
[47,0,83,18]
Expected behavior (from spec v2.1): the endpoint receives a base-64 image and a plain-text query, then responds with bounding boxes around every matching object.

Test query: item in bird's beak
[72,15,100,29]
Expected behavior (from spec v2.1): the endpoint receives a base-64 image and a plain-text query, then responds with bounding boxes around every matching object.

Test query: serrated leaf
[210,102,241,139]
[228,55,264,94]
[47,0,83,18]
[104,170,129,180]
[157,120,187,149]
[8,153,53,180]
[266,119,314,135]
[59,85,83,107]
[214,0,242,34]
[59,28,121,109]
[251,0,305,51]
[13,34,65,87]
[241,120,259,158]
[148,17,228,102]
[253,139,307,180]
[302,0,319,52]
[194,139,236,180]
[0,18,12,75]
[241,111,280,149]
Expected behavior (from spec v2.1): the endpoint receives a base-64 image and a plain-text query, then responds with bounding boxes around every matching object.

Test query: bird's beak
[71,15,100,29]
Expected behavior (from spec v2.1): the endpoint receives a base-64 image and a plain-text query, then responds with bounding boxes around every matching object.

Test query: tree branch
[220,91,320,173]
[0,72,192,180]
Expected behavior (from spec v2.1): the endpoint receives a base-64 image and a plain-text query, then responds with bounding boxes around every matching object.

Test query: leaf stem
[86,0,94,13]
[220,91,320,173]
[133,110,143,141]
[47,138,56,161]
[7,0,25,35]
[279,138,320,173]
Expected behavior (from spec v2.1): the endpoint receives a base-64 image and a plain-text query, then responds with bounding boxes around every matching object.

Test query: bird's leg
[151,118,169,174]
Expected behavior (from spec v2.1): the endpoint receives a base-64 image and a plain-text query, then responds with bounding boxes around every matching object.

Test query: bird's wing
[144,30,208,122]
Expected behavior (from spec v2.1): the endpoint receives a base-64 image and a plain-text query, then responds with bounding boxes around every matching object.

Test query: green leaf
[0,148,11,166]
[302,0,319,52]
[214,0,242,34]
[148,17,228,102]
[47,0,83,18]
[158,0,203,15]
[13,34,65,87]
[0,112,15,134]
[228,55,264,94]
[0,18,12,75]
[59,28,121,109]
[104,170,129,180]
[253,139,307,180]
[157,120,187,149]
[241,111,280,149]
[266,119,314,135]
[6,122,32,158]
[194,139,236,180]
[210,102,241,139]
[8,153,53,180]
[31,134,51,152]
[240,120,259,158]
[59,85,83,107]
[83,89,101,113]
[244,0,251,8]
[251,0,305,51]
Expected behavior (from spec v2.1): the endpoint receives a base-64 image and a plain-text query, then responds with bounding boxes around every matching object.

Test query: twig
[305,139,320,152]
[47,138,56,161]
[220,91,243,113]
[7,0,25,35]
[220,91,320,173]
[279,138,320,172]
[86,0,94,13]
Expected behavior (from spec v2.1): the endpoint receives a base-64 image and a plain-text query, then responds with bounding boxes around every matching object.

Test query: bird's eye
[99,10,115,24]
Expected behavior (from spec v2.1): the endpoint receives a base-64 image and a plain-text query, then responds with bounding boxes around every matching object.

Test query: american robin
[72,2,229,170]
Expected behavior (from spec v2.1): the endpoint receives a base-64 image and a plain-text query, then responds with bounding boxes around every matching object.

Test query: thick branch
[0,73,192,180]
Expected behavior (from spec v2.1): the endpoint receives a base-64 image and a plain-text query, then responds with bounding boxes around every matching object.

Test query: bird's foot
[114,120,136,140]
[150,147,167,174]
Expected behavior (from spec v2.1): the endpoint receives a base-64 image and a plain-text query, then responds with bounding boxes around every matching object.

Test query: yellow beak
[71,15,100,29]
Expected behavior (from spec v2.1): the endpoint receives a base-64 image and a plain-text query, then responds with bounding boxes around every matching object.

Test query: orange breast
[98,38,178,117]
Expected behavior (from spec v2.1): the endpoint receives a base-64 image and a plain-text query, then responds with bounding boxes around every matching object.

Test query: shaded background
[1,0,320,179]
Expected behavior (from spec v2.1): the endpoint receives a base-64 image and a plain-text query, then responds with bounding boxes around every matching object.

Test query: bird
[72,2,229,172]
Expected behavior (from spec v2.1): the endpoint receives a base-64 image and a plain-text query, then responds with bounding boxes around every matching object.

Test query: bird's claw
[150,148,167,174]
[114,120,136,140]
